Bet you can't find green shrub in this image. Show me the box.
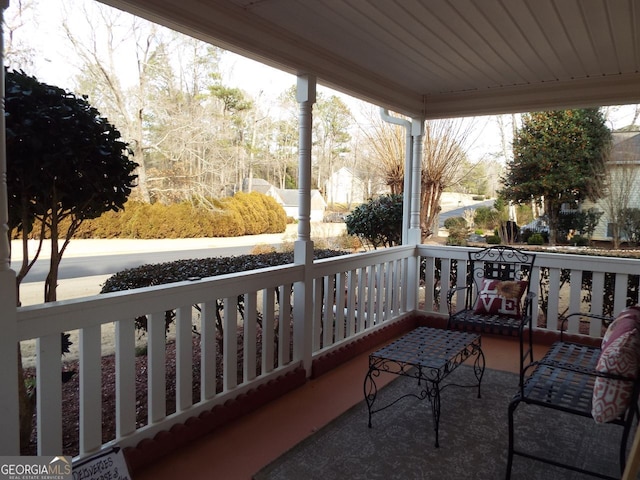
[472,195,485,201]
[446,234,467,246]
[345,194,402,249]
[64,192,288,239]
[527,233,545,245]
[473,206,501,230]
[486,235,501,244]
[101,249,348,334]
[570,235,589,246]
[443,216,467,229]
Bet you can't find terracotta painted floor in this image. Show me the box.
[133,335,547,480]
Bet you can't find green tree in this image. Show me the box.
[6,69,137,450]
[6,70,138,302]
[500,109,611,245]
[345,194,403,249]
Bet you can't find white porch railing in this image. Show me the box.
[11,244,640,460]
[418,245,640,336]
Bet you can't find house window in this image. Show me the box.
[607,223,615,238]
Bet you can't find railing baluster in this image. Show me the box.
[200,300,217,401]
[376,262,385,323]
[335,272,345,341]
[278,284,292,365]
[148,312,166,424]
[176,305,193,411]
[356,266,366,332]
[245,292,257,382]
[79,324,102,454]
[614,273,629,314]
[262,288,275,374]
[440,258,451,315]
[367,264,376,328]
[546,268,561,330]
[223,297,237,390]
[37,333,62,455]
[590,272,606,337]
[346,271,356,337]
[312,278,323,350]
[322,275,334,346]
[115,319,136,437]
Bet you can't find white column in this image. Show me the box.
[404,118,424,311]
[293,75,316,375]
[0,0,22,455]
[379,109,412,245]
[408,118,424,244]
[295,75,316,241]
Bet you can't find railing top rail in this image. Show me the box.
[417,244,640,274]
[16,263,303,341]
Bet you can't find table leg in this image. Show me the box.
[474,347,486,398]
[363,364,379,428]
[430,381,441,448]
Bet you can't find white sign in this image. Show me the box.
[72,446,131,480]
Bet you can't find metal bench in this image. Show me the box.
[506,309,640,479]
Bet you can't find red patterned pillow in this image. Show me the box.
[592,327,640,423]
[601,306,640,350]
[472,279,528,318]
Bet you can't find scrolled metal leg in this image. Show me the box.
[474,348,486,398]
[431,383,441,448]
[363,366,379,428]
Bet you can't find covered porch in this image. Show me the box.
[1,1,640,479]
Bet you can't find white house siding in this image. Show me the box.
[324,167,368,205]
[585,132,640,241]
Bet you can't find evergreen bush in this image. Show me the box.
[527,233,545,245]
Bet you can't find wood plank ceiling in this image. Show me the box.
[99,0,640,119]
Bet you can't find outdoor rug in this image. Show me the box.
[253,366,630,480]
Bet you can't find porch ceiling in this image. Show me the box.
[99,0,640,119]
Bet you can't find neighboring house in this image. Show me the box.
[244,178,327,222]
[582,131,640,241]
[324,167,388,206]
[242,178,279,198]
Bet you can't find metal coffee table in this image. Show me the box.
[363,326,485,447]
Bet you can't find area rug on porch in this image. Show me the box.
[253,366,626,480]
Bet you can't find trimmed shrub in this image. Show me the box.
[443,216,467,229]
[570,235,589,246]
[43,192,288,240]
[527,233,545,245]
[486,235,501,244]
[101,249,348,334]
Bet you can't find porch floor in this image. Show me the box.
[133,334,548,480]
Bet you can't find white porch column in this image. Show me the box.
[379,109,412,245]
[0,0,22,455]
[293,74,316,375]
[405,118,424,311]
[408,118,424,244]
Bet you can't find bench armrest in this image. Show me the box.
[559,312,612,342]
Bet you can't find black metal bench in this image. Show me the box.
[506,308,640,479]
[447,245,536,373]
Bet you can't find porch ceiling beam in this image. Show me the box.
[423,73,640,119]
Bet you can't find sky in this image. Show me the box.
[5,0,638,165]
